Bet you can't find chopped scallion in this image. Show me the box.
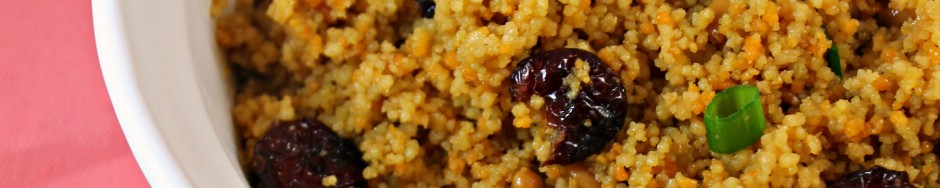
[824,28,843,78]
[704,85,766,154]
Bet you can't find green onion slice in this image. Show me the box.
[824,28,843,78]
[704,85,766,154]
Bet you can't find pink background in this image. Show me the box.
[0,0,149,187]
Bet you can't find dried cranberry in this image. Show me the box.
[510,48,627,165]
[252,118,367,188]
[828,166,915,188]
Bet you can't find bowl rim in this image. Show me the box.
[91,0,192,187]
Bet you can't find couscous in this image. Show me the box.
[213,0,940,186]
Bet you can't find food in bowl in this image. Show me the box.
[213,0,940,186]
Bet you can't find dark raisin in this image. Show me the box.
[417,0,436,18]
[828,166,915,188]
[252,118,367,188]
[510,48,627,165]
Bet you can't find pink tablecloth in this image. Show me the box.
[0,0,149,187]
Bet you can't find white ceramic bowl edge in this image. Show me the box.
[91,0,248,187]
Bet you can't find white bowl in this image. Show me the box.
[91,0,248,187]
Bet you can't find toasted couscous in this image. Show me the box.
[214,0,940,186]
